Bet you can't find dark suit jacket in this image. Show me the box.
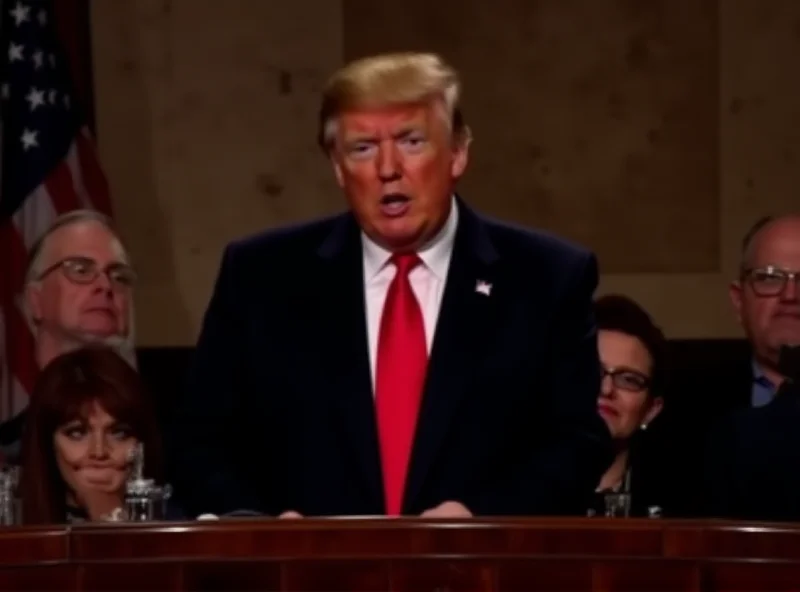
[170,200,612,517]
[642,349,754,517]
[703,380,800,521]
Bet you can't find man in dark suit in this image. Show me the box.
[646,214,800,517]
[171,51,612,518]
[703,346,800,521]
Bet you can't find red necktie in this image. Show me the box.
[375,253,428,515]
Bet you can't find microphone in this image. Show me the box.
[778,344,800,384]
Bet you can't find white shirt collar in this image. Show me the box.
[362,196,458,281]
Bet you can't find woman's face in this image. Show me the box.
[53,400,136,501]
[597,330,663,441]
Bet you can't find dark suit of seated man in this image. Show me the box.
[646,214,800,517]
[171,51,612,519]
[703,375,800,521]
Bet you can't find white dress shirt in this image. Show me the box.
[362,198,459,393]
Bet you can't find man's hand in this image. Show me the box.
[420,501,472,518]
[278,510,303,519]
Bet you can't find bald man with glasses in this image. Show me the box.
[701,215,800,520]
[647,214,800,518]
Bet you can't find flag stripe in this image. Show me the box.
[76,129,111,214]
[0,222,37,418]
[12,185,56,250]
[64,139,91,207]
[44,157,83,214]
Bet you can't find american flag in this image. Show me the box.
[0,0,112,422]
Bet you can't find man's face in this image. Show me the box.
[330,101,469,252]
[26,221,132,343]
[730,217,800,367]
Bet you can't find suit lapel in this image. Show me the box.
[316,215,384,510]
[404,203,501,508]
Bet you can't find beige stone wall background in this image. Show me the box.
[90,0,800,346]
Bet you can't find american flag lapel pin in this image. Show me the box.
[475,279,492,296]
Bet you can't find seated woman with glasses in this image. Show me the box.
[588,294,666,517]
[19,347,169,523]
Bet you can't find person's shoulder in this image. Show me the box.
[229,213,347,255]
[711,389,792,445]
[474,210,595,273]
[762,384,800,425]
[222,213,349,267]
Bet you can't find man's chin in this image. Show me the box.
[71,328,124,345]
[770,329,800,350]
[373,224,428,252]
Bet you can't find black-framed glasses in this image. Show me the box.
[743,266,800,297]
[36,256,137,289]
[601,366,651,393]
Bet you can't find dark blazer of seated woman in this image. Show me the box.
[586,435,663,517]
[18,347,181,523]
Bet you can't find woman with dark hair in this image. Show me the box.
[589,294,666,517]
[19,347,165,523]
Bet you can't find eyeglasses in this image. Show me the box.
[37,256,137,289]
[744,266,800,297]
[601,366,651,393]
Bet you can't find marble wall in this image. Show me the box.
[90,0,800,345]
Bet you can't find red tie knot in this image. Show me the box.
[391,253,422,277]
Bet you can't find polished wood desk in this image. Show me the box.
[1,518,799,591]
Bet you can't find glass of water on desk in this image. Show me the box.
[603,492,631,518]
[0,466,22,525]
[124,443,172,521]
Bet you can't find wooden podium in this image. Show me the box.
[1,518,799,591]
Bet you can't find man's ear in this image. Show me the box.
[24,283,43,325]
[450,128,472,179]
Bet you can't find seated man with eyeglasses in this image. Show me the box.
[648,214,800,517]
[0,210,137,460]
[589,294,666,517]
[698,215,800,520]
[729,214,800,406]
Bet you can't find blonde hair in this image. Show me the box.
[317,51,471,151]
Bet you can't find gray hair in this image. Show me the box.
[23,210,137,367]
[25,210,126,283]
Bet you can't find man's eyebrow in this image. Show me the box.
[393,127,423,138]
[342,132,377,141]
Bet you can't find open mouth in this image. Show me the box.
[379,193,411,217]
